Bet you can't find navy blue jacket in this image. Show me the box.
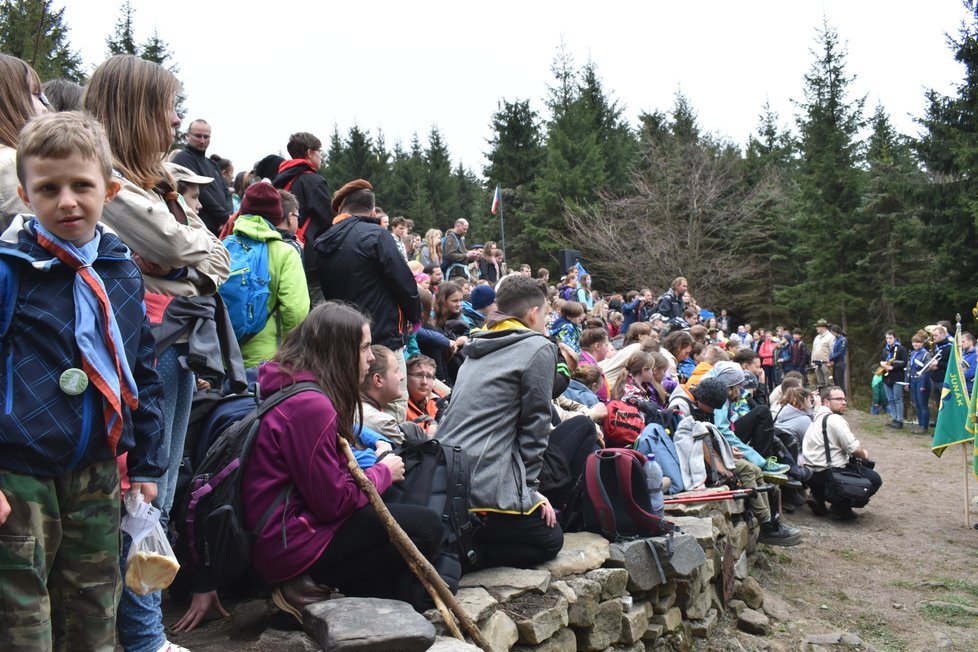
[0,219,166,479]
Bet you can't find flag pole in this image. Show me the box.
[498,192,506,265]
[957,312,971,528]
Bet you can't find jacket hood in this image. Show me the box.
[314,215,378,256]
[258,361,319,397]
[463,327,548,360]
[273,159,317,186]
[232,214,284,243]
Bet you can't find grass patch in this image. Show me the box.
[852,614,908,652]
[897,576,978,627]
[920,601,978,628]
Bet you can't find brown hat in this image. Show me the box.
[331,178,373,214]
[240,181,283,222]
[813,318,829,328]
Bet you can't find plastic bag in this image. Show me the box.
[121,491,180,595]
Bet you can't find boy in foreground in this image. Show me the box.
[0,111,165,650]
[437,275,563,569]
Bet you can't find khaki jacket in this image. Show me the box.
[0,146,29,231]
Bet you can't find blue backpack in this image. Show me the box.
[633,423,684,494]
[219,234,271,341]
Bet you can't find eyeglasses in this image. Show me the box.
[407,372,436,381]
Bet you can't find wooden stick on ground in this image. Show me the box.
[337,437,490,651]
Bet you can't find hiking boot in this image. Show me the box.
[829,504,859,521]
[807,496,829,517]
[758,517,802,547]
[271,574,334,624]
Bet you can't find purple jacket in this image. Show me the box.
[242,362,392,583]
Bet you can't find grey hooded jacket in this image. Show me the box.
[436,325,557,514]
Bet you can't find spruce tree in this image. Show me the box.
[425,127,456,231]
[0,0,84,82]
[106,0,137,55]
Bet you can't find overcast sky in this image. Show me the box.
[62,0,972,180]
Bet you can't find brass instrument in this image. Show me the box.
[875,348,897,377]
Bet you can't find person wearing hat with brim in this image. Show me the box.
[225,181,310,368]
[811,318,835,388]
[313,179,421,422]
[166,162,213,216]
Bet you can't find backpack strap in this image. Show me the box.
[586,453,617,539]
[821,414,833,469]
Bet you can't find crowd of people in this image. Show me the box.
[0,52,886,652]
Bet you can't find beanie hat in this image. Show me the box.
[239,181,283,223]
[331,178,373,213]
[712,361,745,388]
[470,285,496,311]
[254,154,285,181]
[693,377,728,410]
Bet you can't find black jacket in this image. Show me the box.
[655,288,685,319]
[314,215,421,351]
[171,146,231,234]
[273,160,334,271]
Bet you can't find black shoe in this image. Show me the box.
[788,465,813,483]
[829,504,858,521]
[886,421,904,429]
[758,517,802,546]
[807,497,829,517]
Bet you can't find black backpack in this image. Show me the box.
[179,381,322,586]
[382,438,480,567]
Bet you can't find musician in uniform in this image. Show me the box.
[928,325,952,419]
[879,330,908,429]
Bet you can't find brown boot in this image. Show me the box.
[271,574,334,623]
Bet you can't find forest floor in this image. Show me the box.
[158,410,978,652]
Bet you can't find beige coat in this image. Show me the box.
[100,176,229,296]
[0,145,29,231]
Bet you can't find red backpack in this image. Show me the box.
[604,399,645,447]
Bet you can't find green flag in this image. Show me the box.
[932,330,974,457]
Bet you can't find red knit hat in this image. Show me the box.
[240,181,283,223]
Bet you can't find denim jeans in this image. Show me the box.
[116,532,165,652]
[909,377,931,428]
[883,382,903,422]
[156,343,195,528]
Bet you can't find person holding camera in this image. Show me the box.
[802,386,882,521]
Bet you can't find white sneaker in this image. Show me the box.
[156,641,191,652]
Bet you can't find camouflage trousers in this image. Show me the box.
[0,458,121,651]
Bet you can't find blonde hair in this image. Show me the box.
[0,54,41,148]
[83,55,181,190]
[17,112,114,185]
[612,349,654,399]
[424,228,442,263]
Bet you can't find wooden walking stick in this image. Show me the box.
[337,437,490,651]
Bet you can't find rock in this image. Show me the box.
[733,551,748,580]
[610,643,644,652]
[689,608,718,638]
[651,534,707,577]
[683,588,712,621]
[736,607,771,636]
[480,611,518,652]
[538,532,609,578]
[562,577,602,627]
[892,603,904,610]
[427,636,483,652]
[585,567,630,600]
[574,599,624,652]
[511,594,568,644]
[728,598,747,616]
[231,599,273,640]
[803,632,843,645]
[642,622,664,642]
[455,587,498,624]
[607,539,667,591]
[730,521,751,557]
[760,590,792,622]
[459,567,550,602]
[304,598,435,652]
[666,517,716,549]
[733,576,764,610]
[255,629,321,651]
[512,627,576,652]
[650,606,682,633]
[935,632,953,649]
[619,606,649,644]
[653,590,676,614]
[840,633,863,646]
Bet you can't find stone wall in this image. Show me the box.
[425,489,760,652]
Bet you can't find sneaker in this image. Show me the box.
[762,471,789,485]
[764,461,791,475]
[870,404,881,415]
[758,517,802,546]
[886,421,904,429]
[156,642,191,652]
[271,574,334,624]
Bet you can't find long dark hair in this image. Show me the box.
[435,281,461,330]
[272,302,369,445]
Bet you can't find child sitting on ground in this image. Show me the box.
[0,111,166,649]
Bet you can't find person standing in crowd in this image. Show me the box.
[273,132,335,304]
[171,119,232,235]
[803,386,883,520]
[907,334,932,435]
[0,54,46,229]
[758,331,777,392]
[478,241,500,284]
[879,329,907,429]
[828,324,848,393]
[419,228,442,269]
[928,324,952,419]
[442,218,478,281]
[962,331,977,395]
[389,215,410,260]
[314,179,420,422]
[811,319,835,388]
[85,53,230,652]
